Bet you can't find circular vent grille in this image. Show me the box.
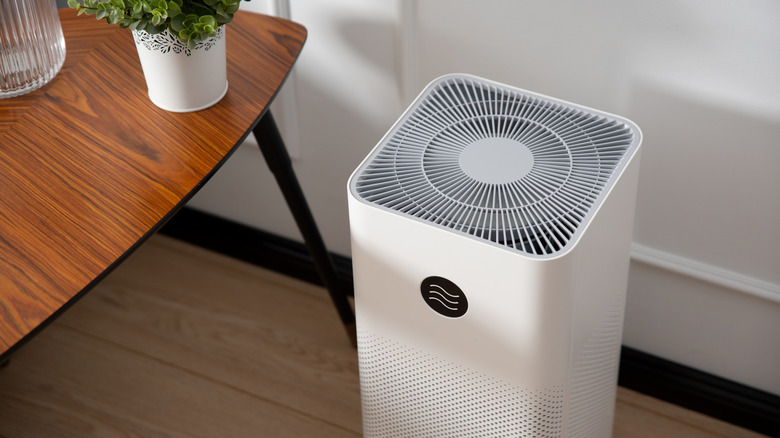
[353,75,638,256]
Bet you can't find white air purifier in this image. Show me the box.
[347,74,642,437]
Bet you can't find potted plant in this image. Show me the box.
[68,0,247,112]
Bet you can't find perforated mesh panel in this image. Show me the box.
[358,329,565,437]
[352,75,638,256]
[568,296,625,437]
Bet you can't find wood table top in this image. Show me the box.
[0,9,306,358]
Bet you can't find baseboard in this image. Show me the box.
[618,347,779,436]
[159,206,354,291]
[159,206,780,436]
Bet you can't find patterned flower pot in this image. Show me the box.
[132,28,227,112]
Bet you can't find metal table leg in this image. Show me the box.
[253,111,357,347]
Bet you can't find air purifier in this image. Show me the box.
[347,74,642,437]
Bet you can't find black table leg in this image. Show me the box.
[253,111,357,347]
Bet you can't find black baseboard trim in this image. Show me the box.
[619,347,779,436]
[160,206,780,436]
[159,207,355,292]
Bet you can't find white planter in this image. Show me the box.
[132,28,228,112]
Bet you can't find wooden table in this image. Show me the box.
[0,10,355,361]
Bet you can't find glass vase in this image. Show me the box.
[0,0,66,98]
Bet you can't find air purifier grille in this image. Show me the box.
[568,297,626,436]
[352,74,639,256]
[358,330,565,437]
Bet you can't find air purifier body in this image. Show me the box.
[348,74,642,437]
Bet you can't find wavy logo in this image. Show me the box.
[420,276,468,318]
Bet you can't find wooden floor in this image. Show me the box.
[0,235,766,437]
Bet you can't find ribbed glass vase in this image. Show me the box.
[0,0,66,98]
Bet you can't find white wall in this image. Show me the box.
[188,0,780,395]
[190,0,401,257]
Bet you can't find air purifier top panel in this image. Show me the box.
[349,74,641,258]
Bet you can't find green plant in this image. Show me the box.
[67,0,246,49]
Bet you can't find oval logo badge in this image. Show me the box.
[421,276,468,318]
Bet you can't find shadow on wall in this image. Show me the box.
[261,6,406,256]
[629,72,780,281]
[289,13,404,184]
[336,17,398,89]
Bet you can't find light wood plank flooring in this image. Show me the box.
[0,235,766,437]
